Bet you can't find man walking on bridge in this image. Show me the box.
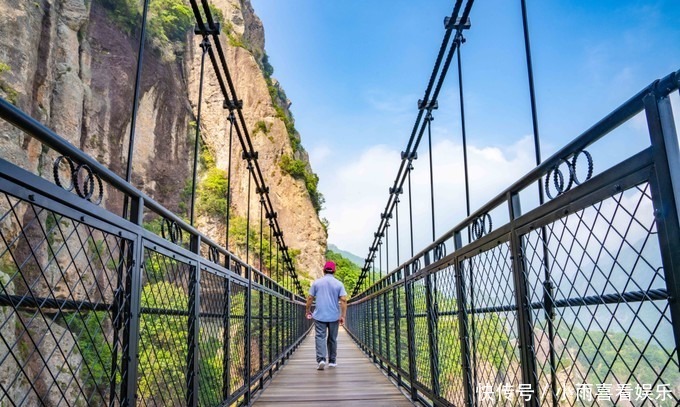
[306,260,348,370]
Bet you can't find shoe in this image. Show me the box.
[328,362,337,368]
[317,361,325,370]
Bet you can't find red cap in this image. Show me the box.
[323,261,336,273]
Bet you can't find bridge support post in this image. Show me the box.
[393,268,403,387]
[404,263,418,401]
[245,265,253,404]
[509,193,539,407]
[186,235,201,407]
[424,253,441,397]
[119,196,144,406]
[454,232,473,407]
[644,87,680,357]
[222,277,232,401]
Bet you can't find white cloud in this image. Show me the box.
[319,135,537,263]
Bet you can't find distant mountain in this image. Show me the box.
[327,244,364,268]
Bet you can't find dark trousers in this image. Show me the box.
[314,320,339,363]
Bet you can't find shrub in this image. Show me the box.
[147,0,194,44]
[197,167,229,218]
[253,120,269,136]
[279,155,324,213]
[279,154,306,178]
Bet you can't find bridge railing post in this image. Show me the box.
[424,252,441,397]
[244,265,252,404]
[404,262,418,401]
[643,86,680,356]
[393,268,403,387]
[222,276,232,400]
[186,235,201,407]
[119,196,144,406]
[454,231,473,407]
[509,192,539,407]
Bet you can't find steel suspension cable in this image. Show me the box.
[386,221,390,274]
[426,112,436,241]
[225,111,235,251]
[520,0,557,402]
[408,165,415,258]
[395,197,401,265]
[190,37,210,226]
[189,0,304,296]
[259,196,264,271]
[246,162,252,265]
[269,220,273,278]
[122,0,150,220]
[352,1,476,296]
[456,36,471,222]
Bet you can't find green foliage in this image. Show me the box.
[64,311,114,405]
[261,53,274,79]
[0,83,18,105]
[0,63,10,74]
[101,0,224,55]
[557,324,680,386]
[279,155,324,213]
[178,178,193,218]
[326,250,362,295]
[321,217,329,237]
[229,215,278,275]
[197,167,229,218]
[138,281,189,402]
[279,154,306,178]
[228,33,246,48]
[253,120,270,136]
[147,0,193,44]
[100,0,139,33]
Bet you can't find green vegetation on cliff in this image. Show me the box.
[100,0,223,53]
[279,154,324,213]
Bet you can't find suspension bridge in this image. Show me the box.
[0,0,679,405]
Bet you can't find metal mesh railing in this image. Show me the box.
[346,71,680,406]
[0,192,128,406]
[0,152,311,406]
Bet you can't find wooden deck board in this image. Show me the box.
[252,327,413,406]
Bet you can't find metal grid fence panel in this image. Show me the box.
[197,269,226,407]
[228,281,248,398]
[397,284,409,376]
[434,265,465,406]
[0,192,128,406]
[411,277,432,390]
[137,247,191,406]
[463,242,522,406]
[523,181,679,406]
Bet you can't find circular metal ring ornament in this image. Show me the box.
[545,150,594,199]
[73,164,95,200]
[53,156,75,191]
[471,212,492,240]
[208,246,220,264]
[161,218,183,244]
[433,242,446,262]
[412,259,421,274]
[72,164,104,205]
[571,150,593,186]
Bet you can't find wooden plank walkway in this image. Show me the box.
[253,327,414,406]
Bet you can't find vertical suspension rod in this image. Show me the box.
[189,37,210,226]
[122,0,151,220]
[225,111,235,252]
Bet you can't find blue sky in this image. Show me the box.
[252,0,680,259]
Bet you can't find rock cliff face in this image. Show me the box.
[0,0,326,279]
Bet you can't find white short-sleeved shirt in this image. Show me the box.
[309,274,347,322]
